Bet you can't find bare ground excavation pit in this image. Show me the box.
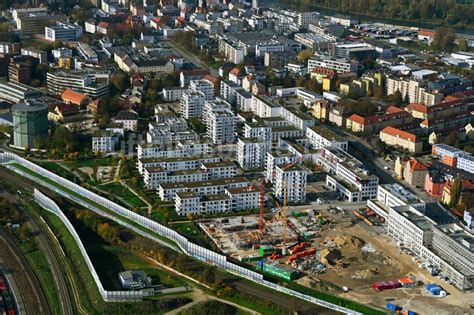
[296,224,474,315]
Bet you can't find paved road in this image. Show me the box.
[0,228,51,315]
[165,40,219,77]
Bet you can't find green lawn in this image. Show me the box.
[171,222,214,250]
[100,182,147,208]
[65,157,118,169]
[36,161,80,182]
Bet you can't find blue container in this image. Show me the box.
[408,311,416,315]
[386,303,397,311]
[430,288,441,295]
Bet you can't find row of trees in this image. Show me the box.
[288,0,474,28]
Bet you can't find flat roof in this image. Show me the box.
[159,176,249,190]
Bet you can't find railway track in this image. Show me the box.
[26,212,74,315]
[0,167,74,315]
[0,229,51,315]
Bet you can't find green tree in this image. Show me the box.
[111,71,130,94]
[449,176,462,208]
[432,27,456,52]
[458,39,469,52]
[52,126,73,150]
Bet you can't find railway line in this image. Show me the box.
[0,167,74,315]
[0,229,50,315]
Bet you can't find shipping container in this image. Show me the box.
[259,246,277,257]
[373,280,401,291]
[398,277,416,288]
[262,262,299,281]
[386,303,398,311]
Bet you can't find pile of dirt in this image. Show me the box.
[351,268,378,279]
[320,248,342,266]
[334,235,365,249]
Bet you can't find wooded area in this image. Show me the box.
[288,0,474,28]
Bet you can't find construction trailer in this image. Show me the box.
[258,261,299,281]
[373,280,401,291]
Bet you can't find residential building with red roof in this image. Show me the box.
[380,126,423,154]
[403,158,428,187]
[61,89,91,107]
[405,98,467,120]
[346,106,413,134]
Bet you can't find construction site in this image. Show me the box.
[199,203,474,314]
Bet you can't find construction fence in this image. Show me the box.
[2,152,361,314]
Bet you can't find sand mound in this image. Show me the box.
[334,235,365,249]
[351,268,378,279]
[320,248,342,266]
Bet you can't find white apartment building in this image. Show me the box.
[235,89,253,112]
[255,42,285,58]
[218,39,244,64]
[220,80,243,105]
[225,186,260,211]
[274,164,308,203]
[297,12,320,28]
[77,42,98,62]
[175,192,201,216]
[202,98,231,127]
[294,33,335,51]
[20,47,47,64]
[52,47,73,60]
[367,183,425,220]
[201,161,237,179]
[175,193,232,216]
[162,87,187,102]
[281,107,315,131]
[266,151,299,183]
[159,177,249,201]
[143,168,210,189]
[432,143,474,174]
[306,125,348,151]
[207,109,235,145]
[386,77,443,106]
[189,80,214,101]
[138,155,221,174]
[137,140,212,159]
[46,71,110,98]
[92,131,117,153]
[45,22,83,41]
[113,110,138,131]
[271,126,304,142]
[320,146,379,202]
[237,137,269,171]
[243,122,272,143]
[387,205,434,259]
[180,91,205,119]
[0,81,42,104]
[146,128,198,146]
[307,56,359,73]
[251,95,283,118]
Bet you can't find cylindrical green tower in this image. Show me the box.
[12,101,49,149]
